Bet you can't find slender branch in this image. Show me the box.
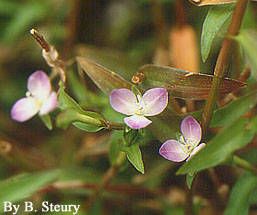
[40,180,162,197]
[86,152,126,209]
[30,28,66,82]
[233,155,257,174]
[201,0,248,135]
[105,121,124,130]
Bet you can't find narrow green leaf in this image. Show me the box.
[122,144,145,174]
[0,169,60,212]
[235,30,257,78]
[211,90,257,127]
[135,65,245,100]
[76,57,132,95]
[201,4,234,62]
[39,114,53,130]
[56,109,105,132]
[224,173,257,215]
[177,118,256,175]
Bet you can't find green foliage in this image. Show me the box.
[39,114,53,130]
[224,173,257,215]
[211,90,257,127]
[108,132,123,165]
[58,82,83,112]
[0,170,60,212]
[186,173,196,189]
[122,144,145,174]
[57,82,106,132]
[56,109,105,132]
[177,117,257,175]
[123,127,143,147]
[235,30,257,78]
[201,4,234,62]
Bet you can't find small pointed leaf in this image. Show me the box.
[39,114,53,130]
[122,144,145,174]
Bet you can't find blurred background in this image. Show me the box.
[0,0,256,214]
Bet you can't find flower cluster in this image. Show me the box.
[11,71,57,122]
[11,72,204,162]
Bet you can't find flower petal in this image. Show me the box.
[39,92,58,115]
[159,140,189,162]
[124,115,152,129]
[11,97,39,122]
[110,89,138,115]
[186,143,206,161]
[27,71,51,100]
[142,88,168,116]
[181,116,201,147]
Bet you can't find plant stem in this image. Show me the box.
[86,152,126,209]
[201,0,248,135]
[106,121,124,130]
[233,155,257,174]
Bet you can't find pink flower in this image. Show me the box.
[159,116,205,162]
[11,71,58,122]
[110,88,168,129]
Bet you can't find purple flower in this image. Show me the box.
[110,88,168,129]
[159,116,205,162]
[11,71,58,122]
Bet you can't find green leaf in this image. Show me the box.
[211,90,257,127]
[76,57,132,95]
[108,132,123,165]
[177,118,256,175]
[135,65,245,100]
[224,173,257,215]
[235,30,257,78]
[201,4,234,62]
[56,109,105,132]
[186,173,196,189]
[122,144,145,174]
[39,114,53,130]
[0,169,60,212]
[58,82,83,112]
